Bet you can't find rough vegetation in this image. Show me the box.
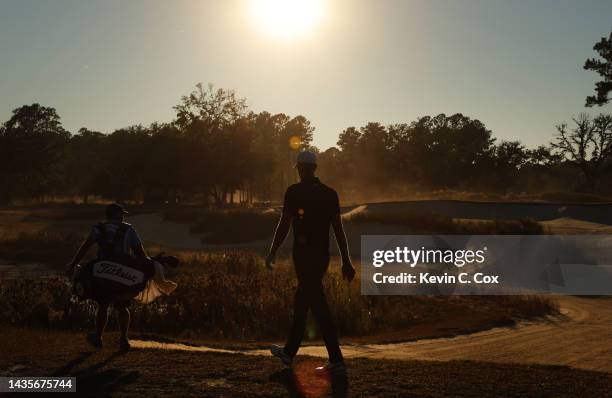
[0,249,558,342]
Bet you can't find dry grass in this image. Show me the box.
[0,209,556,343]
[0,230,83,267]
[0,249,558,342]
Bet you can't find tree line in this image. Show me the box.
[1,31,611,205]
[0,84,314,205]
[2,93,611,206]
[316,112,612,200]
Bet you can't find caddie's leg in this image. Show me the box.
[117,304,130,342]
[96,303,109,338]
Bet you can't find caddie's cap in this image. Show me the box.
[105,203,128,219]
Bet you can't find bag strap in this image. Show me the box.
[112,223,129,254]
[96,222,114,257]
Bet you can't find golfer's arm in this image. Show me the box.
[269,212,291,255]
[69,236,94,270]
[331,215,351,263]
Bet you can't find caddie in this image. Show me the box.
[67,203,150,352]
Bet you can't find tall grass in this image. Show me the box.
[0,231,82,267]
[0,213,555,341]
[0,251,558,340]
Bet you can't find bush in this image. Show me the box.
[0,231,83,267]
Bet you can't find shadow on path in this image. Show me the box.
[53,351,139,396]
[270,367,348,398]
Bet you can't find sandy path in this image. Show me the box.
[128,213,270,250]
[132,296,612,373]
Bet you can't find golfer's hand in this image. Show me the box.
[265,252,275,270]
[342,259,355,282]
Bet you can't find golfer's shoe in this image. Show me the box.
[270,345,292,367]
[86,332,103,349]
[315,361,347,377]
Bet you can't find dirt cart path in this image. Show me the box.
[133,296,612,373]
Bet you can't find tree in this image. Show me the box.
[66,128,105,203]
[526,145,562,166]
[403,114,494,189]
[585,30,612,107]
[551,113,612,191]
[174,83,247,132]
[317,147,343,189]
[173,83,249,205]
[0,104,69,203]
[488,141,527,191]
[335,124,393,194]
[248,111,286,200]
[336,127,361,179]
[93,125,151,202]
[329,114,497,196]
[337,127,361,153]
[143,123,184,204]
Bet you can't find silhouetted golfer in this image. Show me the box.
[266,150,355,376]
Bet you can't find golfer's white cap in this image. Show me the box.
[296,150,317,165]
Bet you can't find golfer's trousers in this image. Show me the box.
[284,249,343,363]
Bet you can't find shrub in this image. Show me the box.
[0,231,83,267]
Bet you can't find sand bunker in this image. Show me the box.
[131,295,612,373]
[129,213,270,250]
[126,201,612,250]
[129,213,204,249]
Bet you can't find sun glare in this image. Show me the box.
[248,0,325,40]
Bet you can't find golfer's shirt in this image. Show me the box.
[283,177,340,253]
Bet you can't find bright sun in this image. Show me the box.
[248,0,325,40]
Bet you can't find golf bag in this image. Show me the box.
[73,222,155,302]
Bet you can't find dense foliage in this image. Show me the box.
[2,83,612,205]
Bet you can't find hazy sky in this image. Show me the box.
[1,0,611,150]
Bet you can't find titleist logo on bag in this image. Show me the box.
[93,261,144,286]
